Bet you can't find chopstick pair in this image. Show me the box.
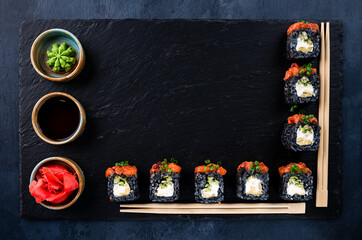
[316,22,330,207]
[119,203,306,214]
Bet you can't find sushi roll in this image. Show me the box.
[279,162,313,201]
[286,21,320,60]
[283,63,319,105]
[236,161,269,200]
[149,158,181,202]
[194,160,227,203]
[105,161,139,202]
[282,114,321,151]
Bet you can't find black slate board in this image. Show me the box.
[19,20,342,220]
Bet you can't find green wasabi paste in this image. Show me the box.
[46,42,76,72]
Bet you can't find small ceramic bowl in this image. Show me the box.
[32,92,86,145]
[30,28,85,82]
[29,156,85,210]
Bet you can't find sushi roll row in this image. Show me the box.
[105,160,313,203]
[237,161,314,201]
[284,21,321,106]
[282,113,321,151]
[282,21,321,152]
[284,21,320,105]
[105,159,182,203]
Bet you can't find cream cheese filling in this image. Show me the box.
[245,176,263,196]
[296,125,314,146]
[296,77,314,98]
[201,177,220,199]
[156,176,174,197]
[296,31,314,53]
[287,176,306,196]
[113,176,131,197]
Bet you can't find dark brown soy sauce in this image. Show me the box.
[38,96,80,141]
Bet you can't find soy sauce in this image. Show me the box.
[38,96,80,140]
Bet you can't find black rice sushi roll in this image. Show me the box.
[236,161,269,200]
[149,158,181,202]
[194,160,227,203]
[279,163,313,201]
[286,21,320,60]
[283,63,319,105]
[282,114,321,151]
[105,161,139,202]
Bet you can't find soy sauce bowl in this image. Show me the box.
[30,156,85,210]
[30,28,85,82]
[32,92,86,145]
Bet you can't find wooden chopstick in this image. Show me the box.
[119,203,306,214]
[121,203,297,209]
[316,22,326,207]
[316,22,330,207]
[317,22,325,177]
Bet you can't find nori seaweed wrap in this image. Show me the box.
[286,21,320,60]
[283,63,320,105]
[194,161,227,203]
[149,158,181,202]
[279,163,313,201]
[236,161,269,200]
[105,162,139,202]
[282,114,321,151]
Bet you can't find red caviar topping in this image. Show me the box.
[283,63,317,81]
[194,163,227,176]
[278,162,311,176]
[105,165,137,178]
[150,161,181,174]
[287,22,319,36]
[288,114,318,124]
[237,161,269,173]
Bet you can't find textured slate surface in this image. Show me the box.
[19,19,342,220]
[1,0,362,239]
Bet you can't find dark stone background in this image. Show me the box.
[0,0,361,239]
[18,19,342,220]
